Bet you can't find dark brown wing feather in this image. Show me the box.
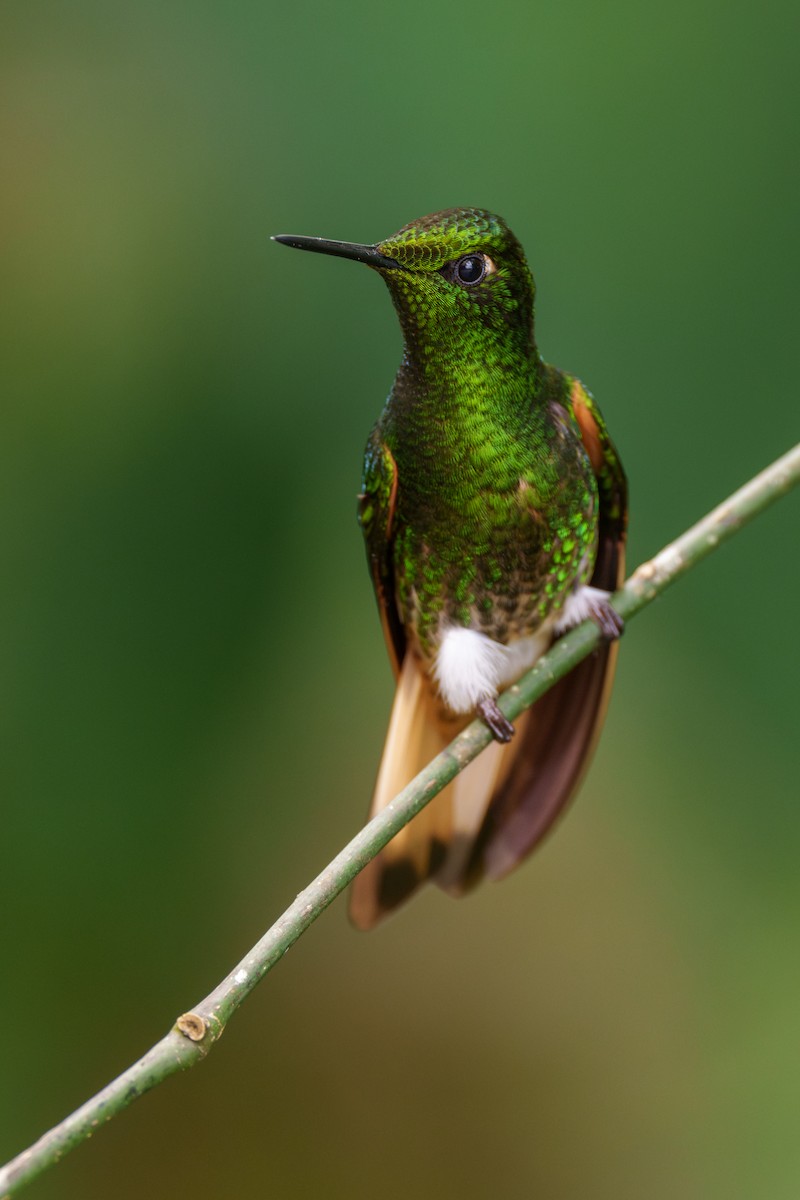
[359,437,405,676]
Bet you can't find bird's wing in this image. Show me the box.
[358,432,405,676]
[458,377,628,885]
[350,432,469,930]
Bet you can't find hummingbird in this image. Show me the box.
[274,208,627,930]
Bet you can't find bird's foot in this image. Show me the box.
[593,598,624,640]
[477,697,515,743]
[555,585,624,641]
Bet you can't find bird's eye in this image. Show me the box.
[455,254,486,285]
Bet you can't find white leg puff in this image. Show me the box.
[432,625,551,715]
[433,627,507,714]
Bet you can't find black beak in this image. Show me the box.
[272,234,401,270]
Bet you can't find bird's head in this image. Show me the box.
[274,208,537,366]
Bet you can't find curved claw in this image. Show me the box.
[556,584,624,642]
[477,698,515,743]
[592,598,624,641]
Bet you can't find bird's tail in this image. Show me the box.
[349,652,517,930]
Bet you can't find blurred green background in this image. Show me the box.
[2,0,798,1196]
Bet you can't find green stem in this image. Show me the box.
[1,443,798,1198]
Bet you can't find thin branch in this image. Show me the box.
[1,443,798,1199]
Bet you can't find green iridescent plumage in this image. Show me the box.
[274,208,627,928]
[362,211,600,663]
